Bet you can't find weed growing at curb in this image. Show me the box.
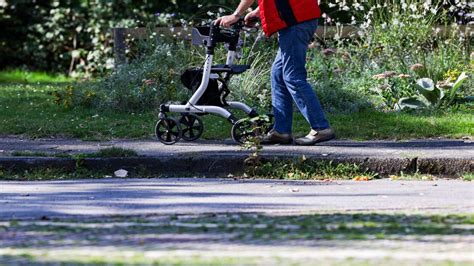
[1,147,140,181]
[10,147,138,159]
[240,115,272,177]
[87,147,138,158]
[389,171,438,181]
[462,172,474,181]
[11,151,52,157]
[250,158,378,180]
[11,151,71,158]
[0,167,108,181]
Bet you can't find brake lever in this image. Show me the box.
[242,17,260,32]
[242,26,259,33]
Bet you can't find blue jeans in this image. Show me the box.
[271,19,330,134]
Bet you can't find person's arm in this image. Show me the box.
[215,0,256,27]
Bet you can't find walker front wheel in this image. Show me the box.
[155,117,182,145]
[231,119,255,144]
[180,114,204,141]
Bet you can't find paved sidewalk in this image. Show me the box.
[0,137,473,158]
[0,137,473,176]
[1,178,473,219]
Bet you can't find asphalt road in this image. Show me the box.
[1,178,473,219]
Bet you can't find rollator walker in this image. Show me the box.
[156,19,271,145]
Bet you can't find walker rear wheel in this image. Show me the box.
[180,114,204,141]
[155,117,182,145]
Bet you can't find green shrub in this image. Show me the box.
[310,0,472,111]
[51,1,472,114]
[85,42,194,111]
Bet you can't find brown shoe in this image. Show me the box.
[295,128,335,146]
[261,129,293,145]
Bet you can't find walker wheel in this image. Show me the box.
[231,118,256,144]
[180,114,204,141]
[155,117,182,145]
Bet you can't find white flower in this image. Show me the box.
[393,18,400,26]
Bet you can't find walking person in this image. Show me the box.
[216,0,335,145]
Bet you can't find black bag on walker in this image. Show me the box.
[181,69,226,107]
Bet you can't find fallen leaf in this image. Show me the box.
[389,175,399,180]
[353,176,370,181]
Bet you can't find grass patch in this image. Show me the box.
[251,159,377,180]
[0,83,472,140]
[0,167,108,181]
[1,213,473,265]
[9,214,474,236]
[0,252,260,266]
[10,148,138,158]
[1,148,139,181]
[388,172,438,181]
[1,251,470,266]
[11,151,51,157]
[462,172,474,181]
[0,69,71,83]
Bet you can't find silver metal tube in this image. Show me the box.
[226,51,235,65]
[187,55,213,106]
[227,101,253,114]
[169,104,232,119]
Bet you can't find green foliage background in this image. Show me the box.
[0,0,240,76]
[2,0,469,76]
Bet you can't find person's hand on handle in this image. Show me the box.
[215,0,257,27]
[215,14,241,28]
[244,8,260,26]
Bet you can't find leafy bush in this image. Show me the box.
[74,42,195,111]
[309,0,473,111]
[2,0,471,77]
[398,72,470,110]
[0,1,239,76]
[51,0,472,114]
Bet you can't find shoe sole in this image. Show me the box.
[295,134,335,146]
